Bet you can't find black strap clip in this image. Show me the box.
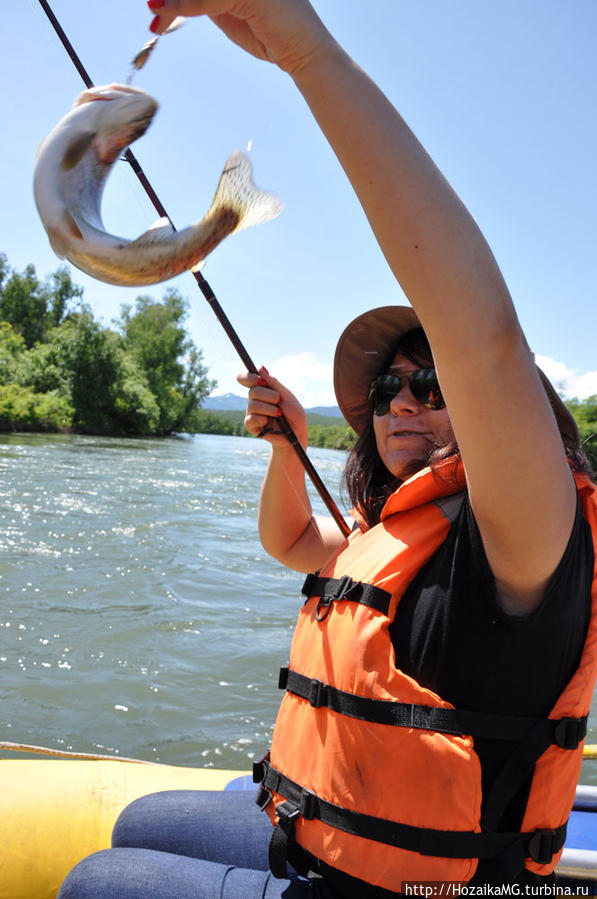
[277,800,301,827]
[553,716,587,750]
[253,751,274,812]
[527,828,559,866]
[315,595,333,621]
[301,572,319,598]
[252,750,270,784]
[278,667,289,690]
[255,784,272,811]
[298,788,316,820]
[308,678,327,709]
[315,575,355,621]
[332,575,356,600]
[268,801,300,878]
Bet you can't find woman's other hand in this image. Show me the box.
[146,0,335,77]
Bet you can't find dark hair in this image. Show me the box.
[342,328,594,530]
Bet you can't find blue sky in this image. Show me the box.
[3,1,596,406]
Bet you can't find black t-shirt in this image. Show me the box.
[292,492,593,896]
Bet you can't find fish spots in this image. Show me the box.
[61,132,95,170]
[63,211,84,241]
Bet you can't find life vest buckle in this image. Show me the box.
[553,716,587,750]
[252,750,270,784]
[255,784,273,811]
[334,575,356,600]
[299,788,316,820]
[308,678,327,708]
[301,572,319,599]
[315,576,355,621]
[278,666,289,690]
[315,595,333,621]
[276,800,301,826]
[527,828,558,866]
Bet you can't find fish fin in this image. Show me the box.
[61,132,95,171]
[207,151,283,234]
[47,210,84,258]
[131,216,175,245]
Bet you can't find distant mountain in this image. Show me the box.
[202,393,247,411]
[203,394,343,417]
[306,406,343,418]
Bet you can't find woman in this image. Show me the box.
[58,0,597,896]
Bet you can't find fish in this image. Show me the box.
[33,84,283,287]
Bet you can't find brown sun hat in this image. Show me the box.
[333,305,580,446]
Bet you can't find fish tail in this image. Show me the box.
[207,151,283,234]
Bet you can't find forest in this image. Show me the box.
[0,254,215,436]
[0,253,594,467]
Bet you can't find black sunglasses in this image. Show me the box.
[368,369,446,415]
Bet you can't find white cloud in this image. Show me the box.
[208,351,336,408]
[269,352,336,408]
[535,355,597,400]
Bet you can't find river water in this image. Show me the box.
[1,432,595,785]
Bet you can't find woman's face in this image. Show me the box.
[372,353,454,479]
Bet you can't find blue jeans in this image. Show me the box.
[57,790,338,899]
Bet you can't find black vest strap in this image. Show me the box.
[253,756,567,880]
[301,573,391,620]
[279,667,588,746]
[481,715,587,832]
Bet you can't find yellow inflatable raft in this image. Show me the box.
[0,757,248,899]
[1,746,596,898]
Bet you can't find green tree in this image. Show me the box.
[46,267,84,329]
[54,312,160,436]
[0,384,72,432]
[0,253,9,292]
[0,322,27,385]
[566,396,597,472]
[0,258,82,348]
[118,290,215,434]
[0,264,48,348]
[0,255,216,436]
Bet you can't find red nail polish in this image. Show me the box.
[257,377,267,387]
[275,408,283,417]
[147,0,165,9]
[149,15,160,33]
[260,366,270,375]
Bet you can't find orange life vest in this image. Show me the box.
[254,461,597,890]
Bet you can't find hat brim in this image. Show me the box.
[334,305,579,446]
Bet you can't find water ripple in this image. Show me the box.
[0,433,348,768]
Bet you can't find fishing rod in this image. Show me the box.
[36,0,351,539]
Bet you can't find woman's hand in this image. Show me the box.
[146,0,335,77]
[237,367,308,449]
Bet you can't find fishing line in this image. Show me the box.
[0,740,157,764]
[35,0,350,538]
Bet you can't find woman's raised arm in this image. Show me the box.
[149,0,577,609]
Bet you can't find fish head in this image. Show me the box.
[72,84,159,165]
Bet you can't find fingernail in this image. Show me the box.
[147,0,165,9]
[260,366,269,375]
[257,377,267,387]
[149,15,160,33]
[275,408,283,417]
